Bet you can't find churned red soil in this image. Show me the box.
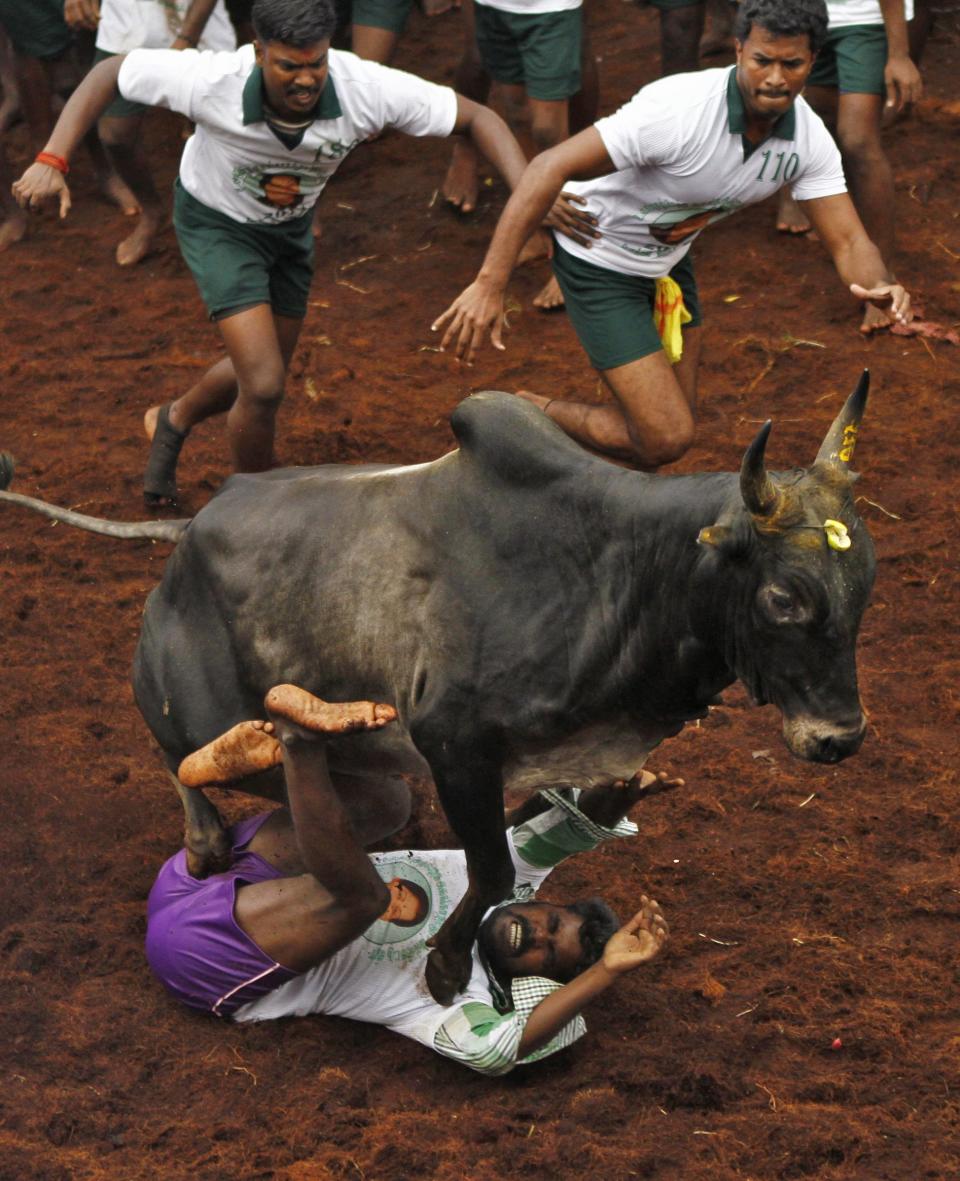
[1,5,959,1179]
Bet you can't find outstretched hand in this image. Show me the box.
[431,279,506,363]
[602,896,669,976]
[12,163,72,219]
[850,282,911,326]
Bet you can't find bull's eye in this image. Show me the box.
[757,584,812,625]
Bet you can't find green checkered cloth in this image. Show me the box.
[432,787,637,1075]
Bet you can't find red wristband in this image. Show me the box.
[35,151,69,175]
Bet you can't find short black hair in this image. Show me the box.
[734,0,828,55]
[388,878,430,928]
[252,0,337,46]
[566,898,620,977]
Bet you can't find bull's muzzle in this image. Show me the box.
[782,714,868,764]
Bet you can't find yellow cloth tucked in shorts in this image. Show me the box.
[654,276,692,364]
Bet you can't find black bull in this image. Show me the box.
[0,374,876,1003]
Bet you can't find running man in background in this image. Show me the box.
[14,0,530,508]
[148,683,675,1075]
[432,0,912,470]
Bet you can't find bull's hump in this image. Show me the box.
[451,393,605,487]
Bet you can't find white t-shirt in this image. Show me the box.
[97,0,236,54]
[474,0,581,14]
[825,0,913,29]
[233,789,638,1076]
[556,67,846,278]
[117,45,459,225]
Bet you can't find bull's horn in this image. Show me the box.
[740,420,780,517]
[815,370,869,467]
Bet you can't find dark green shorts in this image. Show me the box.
[174,181,315,321]
[807,24,888,95]
[351,0,413,34]
[94,48,149,119]
[0,0,71,60]
[474,6,581,101]
[552,244,702,371]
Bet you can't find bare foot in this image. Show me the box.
[116,210,166,267]
[178,719,281,788]
[860,301,891,335]
[0,209,28,252]
[99,172,139,216]
[442,139,479,214]
[264,684,397,739]
[517,227,552,267]
[533,274,565,311]
[776,190,814,236]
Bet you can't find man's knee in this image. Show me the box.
[530,113,565,155]
[626,414,696,468]
[239,366,287,411]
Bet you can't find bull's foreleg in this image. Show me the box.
[415,732,515,1005]
[169,773,234,878]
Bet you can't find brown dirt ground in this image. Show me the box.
[1,6,959,1180]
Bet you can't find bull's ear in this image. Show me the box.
[815,370,869,467]
[740,420,780,517]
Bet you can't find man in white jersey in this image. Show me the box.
[146,684,674,1076]
[13,0,529,507]
[775,0,921,333]
[432,0,913,471]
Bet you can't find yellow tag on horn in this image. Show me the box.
[654,276,693,364]
[824,519,851,550]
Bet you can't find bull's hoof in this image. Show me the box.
[184,828,234,879]
[425,946,472,1006]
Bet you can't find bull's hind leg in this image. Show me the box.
[169,772,234,878]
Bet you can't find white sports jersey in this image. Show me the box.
[825,0,913,28]
[556,67,846,278]
[234,789,637,1076]
[117,45,458,225]
[97,0,236,54]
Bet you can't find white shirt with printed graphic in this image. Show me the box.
[233,789,637,1076]
[556,67,846,278]
[97,0,236,54]
[117,44,458,225]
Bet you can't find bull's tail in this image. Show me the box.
[0,452,189,544]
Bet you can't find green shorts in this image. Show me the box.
[807,24,888,95]
[0,0,72,60]
[474,6,581,102]
[173,181,315,321]
[351,0,413,33]
[93,48,149,119]
[552,244,702,372]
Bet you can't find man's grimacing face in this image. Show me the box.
[735,25,815,121]
[255,38,331,120]
[479,902,586,982]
